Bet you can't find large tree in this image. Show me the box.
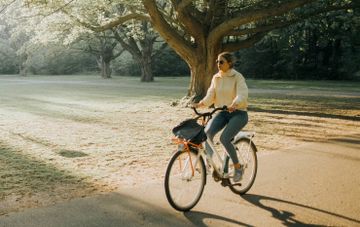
[76,32,124,78]
[142,0,358,100]
[25,0,163,81]
[112,20,168,82]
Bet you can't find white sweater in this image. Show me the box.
[201,69,248,111]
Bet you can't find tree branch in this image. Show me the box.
[210,0,316,42]
[173,2,205,47]
[177,0,193,12]
[228,2,359,37]
[65,12,149,33]
[112,29,141,58]
[112,48,125,59]
[143,0,195,62]
[151,41,168,58]
[0,0,16,14]
[223,32,266,52]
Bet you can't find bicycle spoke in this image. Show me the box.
[165,150,206,211]
[228,139,258,195]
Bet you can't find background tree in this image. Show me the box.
[0,19,18,73]
[238,8,360,80]
[26,0,163,81]
[1,1,358,85]
[112,20,169,82]
[76,32,125,78]
[2,0,37,76]
[142,0,359,100]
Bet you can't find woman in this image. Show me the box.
[193,52,248,182]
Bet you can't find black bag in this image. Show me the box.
[172,119,207,144]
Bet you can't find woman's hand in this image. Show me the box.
[228,104,236,112]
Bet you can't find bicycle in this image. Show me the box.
[164,106,258,212]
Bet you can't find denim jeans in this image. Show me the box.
[205,110,248,165]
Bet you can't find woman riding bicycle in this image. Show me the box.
[193,52,249,182]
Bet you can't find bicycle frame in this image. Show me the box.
[172,106,256,180]
[172,131,254,180]
[172,137,203,177]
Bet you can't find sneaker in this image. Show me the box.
[233,167,243,182]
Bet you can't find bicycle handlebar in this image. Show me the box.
[192,105,227,118]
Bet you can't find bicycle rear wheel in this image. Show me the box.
[164,149,206,211]
[227,138,257,195]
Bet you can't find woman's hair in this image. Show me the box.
[218,52,236,68]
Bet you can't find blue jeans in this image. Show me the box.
[205,110,248,165]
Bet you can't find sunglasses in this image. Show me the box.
[216,60,225,65]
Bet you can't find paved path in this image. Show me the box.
[1,135,359,227]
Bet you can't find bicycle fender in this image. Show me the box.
[233,133,258,152]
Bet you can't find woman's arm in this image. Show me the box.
[230,74,248,109]
[200,76,216,107]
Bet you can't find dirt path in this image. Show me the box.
[1,137,359,226]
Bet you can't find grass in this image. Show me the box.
[0,75,358,121]
[0,143,91,198]
[0,74,359,214]
[247,79,360,92]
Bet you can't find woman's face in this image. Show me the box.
[216,56,231,72]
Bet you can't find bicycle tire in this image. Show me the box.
[227,138,257,195]
[164,149,206,211]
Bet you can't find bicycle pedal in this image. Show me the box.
[212,171,221,182]
[221,180,230,187]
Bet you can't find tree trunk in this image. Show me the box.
[139,56,153,82]
[101,59,112,78]
[139,35,154,82]
[19,53,28,77]
[19,66,27,77]
[186,45,220,101]
[97,56,112,78]
[188,60,216,101]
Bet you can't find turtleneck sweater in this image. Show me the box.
[201,68,248,111]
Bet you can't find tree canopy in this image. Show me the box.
[0,0,359,97]
[143,0,359,99]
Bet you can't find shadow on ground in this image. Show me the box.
[241,194,360,226]
[1,192,230,227]
[249,107,360,121]
[183,211,251,227]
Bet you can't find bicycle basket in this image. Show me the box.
[172,119,207,144]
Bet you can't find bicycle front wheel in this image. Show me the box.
[164,149,206,211]
[228,138,257,195]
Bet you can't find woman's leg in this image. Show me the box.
[204,111,227,157]
[219,111,248,164]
